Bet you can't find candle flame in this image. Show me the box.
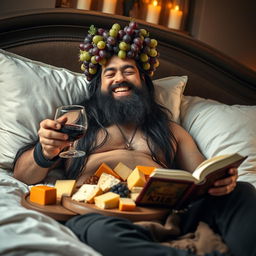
[175,5,180,11]
[153,1,158,7]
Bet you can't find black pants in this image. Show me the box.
[65,182,256,256]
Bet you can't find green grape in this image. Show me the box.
[149,48,158,57]
[118,50,126,59]
[91,56,98,64]
[97,40,106,49]
[140,53,149,62]
[154,60,160,68]
[109,29,118,38]
[79,51,91,62]
[112,23,121,31]
[150,39,158,48]
[140,29,147,37]
[143,62,150,70]
[119,42,129,51]
[81,63,86,71]
[92,35,103,44]
[89,67,97,75]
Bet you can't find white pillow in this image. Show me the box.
[154,76,188,123]
[180,96,256,186]
[0,49,187,171]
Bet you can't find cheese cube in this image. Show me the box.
[55,180,76,199]
[114,162,133,181]
[95,163,121,179]
[94,192,120,209]
[127,168,146,190]
[30,185,56,205]
[119,198,136,211]
[71,184,97,202]
[130,186,143,193]
[135,166,156,176]
[86,186,103,204]
[97,173,120,192]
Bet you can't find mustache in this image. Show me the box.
[109,81,136,92]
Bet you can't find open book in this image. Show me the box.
[135,153,247,209]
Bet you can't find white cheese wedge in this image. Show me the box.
[97,173,120,192]
[71,184,97,202]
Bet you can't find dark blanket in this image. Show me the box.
[135,213,229,255]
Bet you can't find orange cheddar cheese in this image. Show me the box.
[119,198,136,211]
[95,163,121,179]
[30,185,56,205]
[135,166,156,176]
[127,168,146,190]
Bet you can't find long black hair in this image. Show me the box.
[67,65,177,179]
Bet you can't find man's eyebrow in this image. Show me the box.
[103,65,136,74]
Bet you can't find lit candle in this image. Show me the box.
[76,0,92,10]
[102,0,117,14]
[146,1,161,24]
[168,5,183,30]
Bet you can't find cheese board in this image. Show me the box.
[62,196,169,222]
[21,193,77,221]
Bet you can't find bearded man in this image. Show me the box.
[13,22,256,256]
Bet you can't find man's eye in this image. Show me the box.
[105,73,114,77]
[124,70,134,75]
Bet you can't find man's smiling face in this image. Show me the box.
[100,56,142,99]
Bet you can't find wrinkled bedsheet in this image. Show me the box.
[0,169,101,256]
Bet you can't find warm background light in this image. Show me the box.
[146,1,161,24]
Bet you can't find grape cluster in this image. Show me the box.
[79,21,160,81]
[110,183,130,198]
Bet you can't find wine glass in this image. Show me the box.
[54,105,88,158]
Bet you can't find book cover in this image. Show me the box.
[135,153,247,209]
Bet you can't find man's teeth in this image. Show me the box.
[113,87,129,93]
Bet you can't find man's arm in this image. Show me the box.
[171,122,238,196]
[13,118,70,185]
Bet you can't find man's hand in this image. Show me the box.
[38,116,70,160]
[208,168,238,196]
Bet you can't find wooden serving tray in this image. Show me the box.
[21,193,77,221]
[62,196,169,222]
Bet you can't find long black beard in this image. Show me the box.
[95,81,152,126]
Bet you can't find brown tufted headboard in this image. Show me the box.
[0,8,255,105]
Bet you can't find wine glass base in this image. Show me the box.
[59,150,85,158]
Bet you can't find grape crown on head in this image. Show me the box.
[79,21,160,81]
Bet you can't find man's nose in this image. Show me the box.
[114,71,125,84]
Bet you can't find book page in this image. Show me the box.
[192,153,244,181]
[152,169,198,183]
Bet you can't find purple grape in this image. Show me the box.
[106,44,114,52]
[92,47,99,56]
[103,31,109,39]
[107,36,116,45]
[99,50,107,58]
[118,30,126,39]
[123,34,131,43]
[84,43,93,51]
[129,21,138,29]
[98,28,105,35]
[133,37,143,47]
[126,27,134,35]
[89,62,97,69]
[83,61,90,67]
[95,55,102,62]
[131,43,140,53]
[84,34,92,44]
[144,37,151,46]
[79,43,85,50]
[113,46,119,53]
[127,50,135,58]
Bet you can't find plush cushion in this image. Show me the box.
[180,96,256,186]
[0,49,187,171]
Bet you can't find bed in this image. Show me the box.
[0,8,255,255]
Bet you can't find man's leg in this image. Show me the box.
[180,182,256,256]
[65,213,196,256]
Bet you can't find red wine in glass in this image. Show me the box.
[54,105,88,158]
[59,124,86,141]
